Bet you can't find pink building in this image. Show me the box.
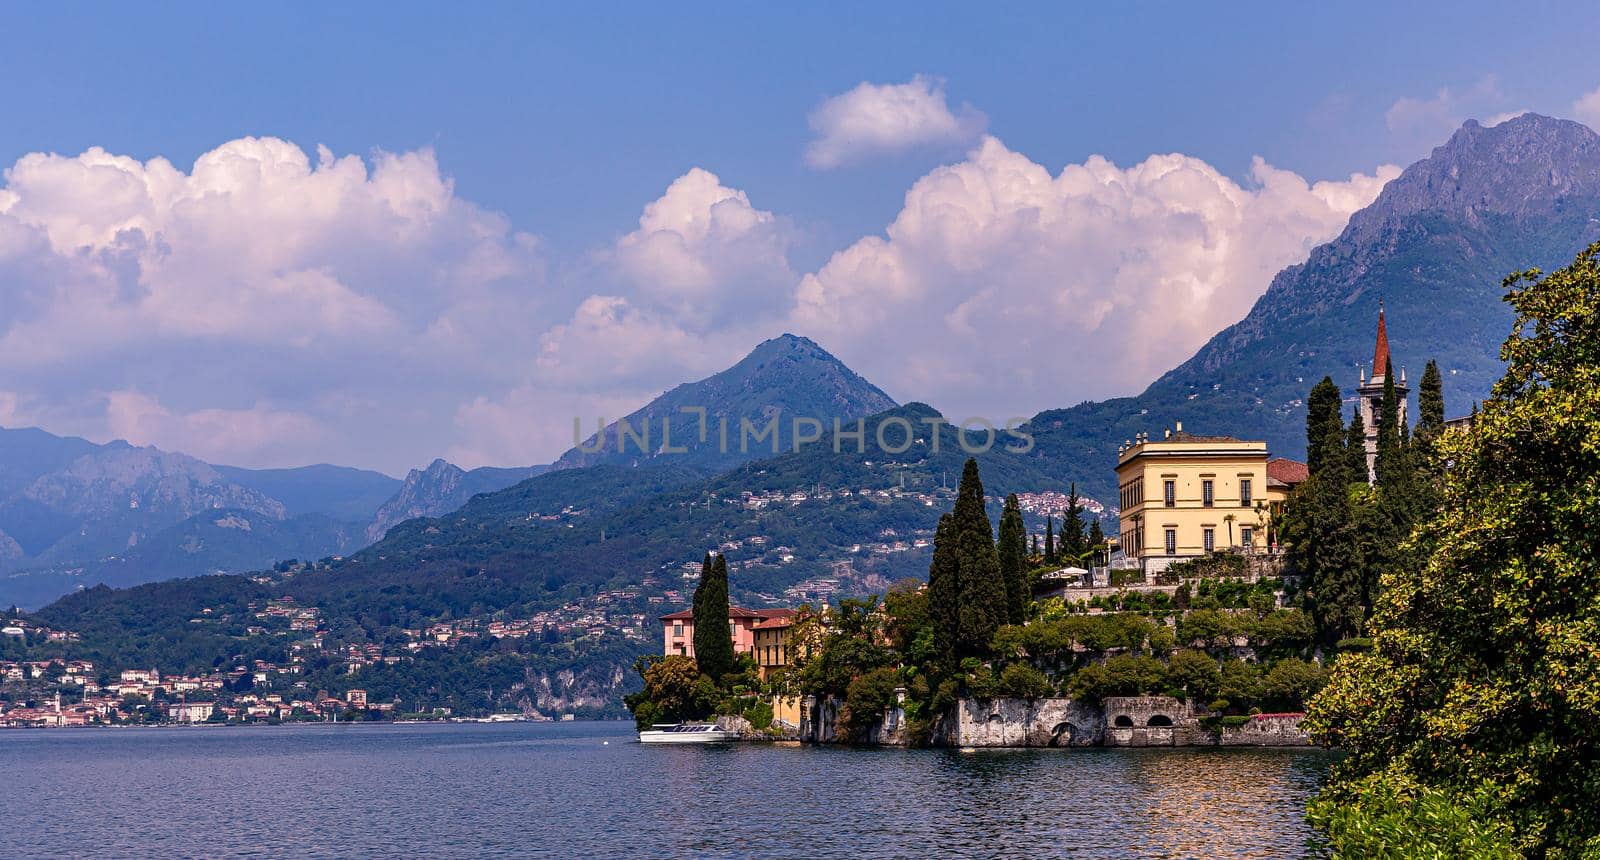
[660,606,795,657]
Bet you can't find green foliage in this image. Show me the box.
[1416,359,1445,446]
[841,666,901,739]
[926,513,959,668]
[796,598,894,700]
[1165,650,1220,703]
[623,655,714,730]
[1217,659,1261,707]
[1069,654,1168,702]
[691,554,735,681]
[1176,609,1238,648]
[1306,242,1600,857]
[1260,657,1326,711]
[742,698,774,730]
[992,613,1157,660]
[996,663,1053,700]
[1305,376,1344,476]
[997,494,1028,625]
[1059,484,1087,562]
[953,459,1005,660]
[1307,779,1520,859]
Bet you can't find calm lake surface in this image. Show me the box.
[1,721,1330,858]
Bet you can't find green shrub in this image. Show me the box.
[742,698,774,730]
[997,663,1053,700]
[841,666,901,739]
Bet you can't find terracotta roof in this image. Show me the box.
[659,606,795,622]
[1267,457,1309,486]
[752,610,797,630]
[1372,306,1390,376]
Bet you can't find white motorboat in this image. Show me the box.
[638,723,736,744]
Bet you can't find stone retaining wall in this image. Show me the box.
[797,694,1310,748]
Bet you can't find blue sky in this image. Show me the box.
[2,4,1598,472]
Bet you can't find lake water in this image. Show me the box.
[1,721,1330,858]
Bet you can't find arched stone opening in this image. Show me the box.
[1113,715,1134,727]
[1146,714,1173,727]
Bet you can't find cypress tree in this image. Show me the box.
[1031,533,1039,557]
[927,513,960,668]
[691,553,734,680]
[1061,483,1086,562]
[1416,359,1445,446]
[1044,517,1055,564]
[953,458,1004,660]
[1088,518,1105,556]
[1306,377,1343,474]
[997,494,1028,625]
[1374,359,1404,489]
[1345,407,1368,486]
[689,551,711,652]
[1287,381,1365,643]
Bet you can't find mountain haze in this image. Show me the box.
[365,460,548,543]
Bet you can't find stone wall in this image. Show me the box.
[935,697,1104,747]
[797,693,1311,748]
[1102,696,1196,746]
[1215,713,1311,746]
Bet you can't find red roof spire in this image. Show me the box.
[1372,302,1390,378]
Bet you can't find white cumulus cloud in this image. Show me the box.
[790,136,1401,421]
[805,75,986,170]
[0,137,545,471]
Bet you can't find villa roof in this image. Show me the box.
[659,606,797,622]
[1267,457,1310,488]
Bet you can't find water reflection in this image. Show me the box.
[1,723,1329,859]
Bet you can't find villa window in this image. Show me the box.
[1164,481,1175,507]
[673,622,683,637]
[1203,528,1214,553]
[1164,529,1177,556]
[1240,479,1252,507]
[1202,480,1214,507]
[1240,526,1253,546]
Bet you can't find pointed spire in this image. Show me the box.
[1372,301,1391,380]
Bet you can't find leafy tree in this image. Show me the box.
[1165,650,1220,703]
[623,655,713,729]
[1260,657,1326,710]
[996,494,1028,625]
[691,554,734,681]
[996,663,1052,700]
[1306,242,1600,856]
[1217,659,1261,708]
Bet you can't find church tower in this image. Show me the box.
[1355,304,1407,481]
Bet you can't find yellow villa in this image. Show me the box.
[1115,423,1305,574]
[752,614,802,726]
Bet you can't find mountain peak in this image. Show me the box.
[1355,112,1600,228]
[550,333,897,471]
